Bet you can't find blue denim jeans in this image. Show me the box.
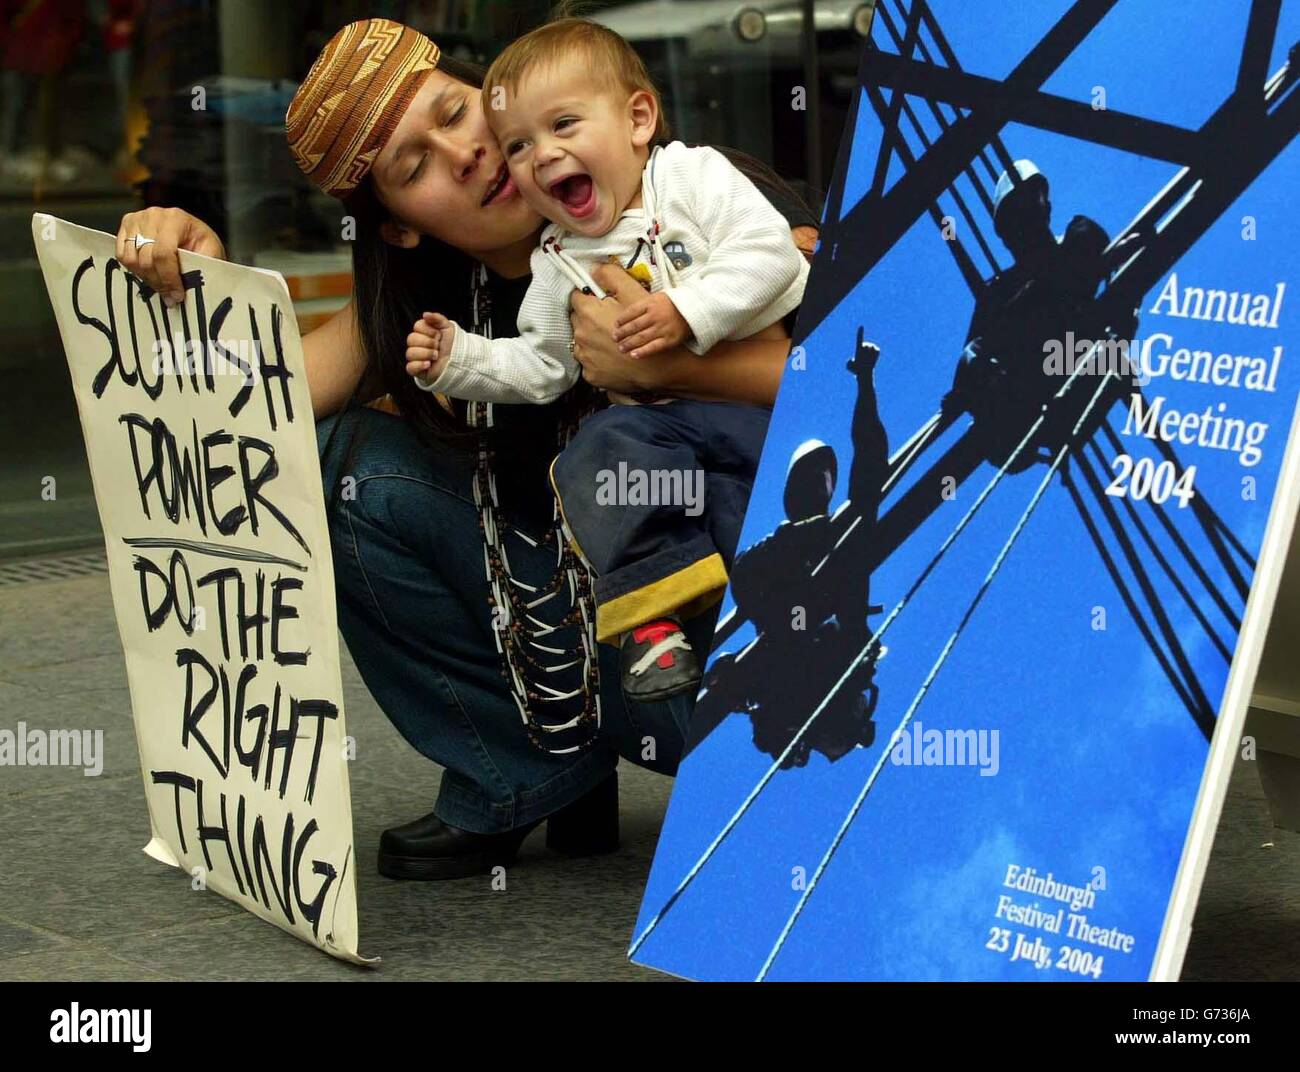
[317,407,697,834]
[550,400,771,641]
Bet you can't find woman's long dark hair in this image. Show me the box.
[342,53,491,448]
[318,56,497,520]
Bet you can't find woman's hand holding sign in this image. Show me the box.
[114,207,227,306]
[112,206,366,420]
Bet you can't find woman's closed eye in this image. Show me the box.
[406,153,428,185]
[405,102,468,184]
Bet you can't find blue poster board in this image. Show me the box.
[632,0,1300,981]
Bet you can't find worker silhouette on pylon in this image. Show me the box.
[694,328,889,767]
[944,159,1143,469]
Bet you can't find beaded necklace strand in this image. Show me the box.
[464,263,602,754]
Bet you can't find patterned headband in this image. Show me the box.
[285,18,442,199]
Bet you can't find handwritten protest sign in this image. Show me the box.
[32,215,369,965]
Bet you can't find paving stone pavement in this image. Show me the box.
[0,571,1296,981]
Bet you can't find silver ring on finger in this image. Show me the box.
[567,339,576,354]
[133,234,156,250]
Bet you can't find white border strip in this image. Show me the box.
[1151,390,1300,980]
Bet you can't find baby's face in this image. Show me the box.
[487,64,652,238]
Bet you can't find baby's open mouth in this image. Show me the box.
[549,173,596,218]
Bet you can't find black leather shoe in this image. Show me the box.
[620,616,702,703]
[377,771,620,880]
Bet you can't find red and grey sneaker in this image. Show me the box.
[620,616,702,704]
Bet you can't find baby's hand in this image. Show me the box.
[611,292,690,359]
[406,312,455,383]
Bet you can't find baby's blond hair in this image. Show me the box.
[482,17,670,143]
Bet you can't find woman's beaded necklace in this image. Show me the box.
[464,262,602,754]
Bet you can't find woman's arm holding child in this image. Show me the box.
[637,143,806,356]
[572,264,791,406]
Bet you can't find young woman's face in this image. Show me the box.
[371,69,542,256]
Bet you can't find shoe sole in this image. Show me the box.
[377,848,519,881]
[624,681,702,705]
[378,834,622,880]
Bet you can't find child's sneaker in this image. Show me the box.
[620,617,701,703]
